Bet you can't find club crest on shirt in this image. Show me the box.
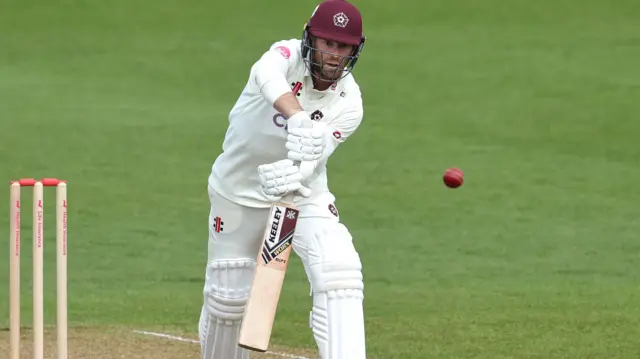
[310,110,324,121]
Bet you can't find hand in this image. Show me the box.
[258,159,312,198]
[285,128,325,162]
[286,112,325,162]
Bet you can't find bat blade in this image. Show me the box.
[238,201,299,352]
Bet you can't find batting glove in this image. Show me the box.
[258,159,312,198]
[286,112,326,162]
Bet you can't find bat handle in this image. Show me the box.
[299,160,314,179]
[282,193,296,205]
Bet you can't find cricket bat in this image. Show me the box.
[238,83,308,352]
[238,199,299,352]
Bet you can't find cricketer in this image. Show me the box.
[199,1,368,358]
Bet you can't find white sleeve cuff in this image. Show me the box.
[259,77,292,107]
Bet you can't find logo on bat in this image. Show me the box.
[261,206,298,264]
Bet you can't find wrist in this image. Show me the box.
[288,111,308,121]
[273,92,304,118]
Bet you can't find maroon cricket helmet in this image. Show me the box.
[307,0,363,46]
[301,0,366,82]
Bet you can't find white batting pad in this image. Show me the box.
[310,289,366,359]
[199,259,256,359]
[293,215,367,358]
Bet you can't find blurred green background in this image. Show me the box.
[1,0,639,358]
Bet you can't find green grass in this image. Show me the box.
[1,0,640,358]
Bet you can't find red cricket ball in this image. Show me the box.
[443,168,464,188]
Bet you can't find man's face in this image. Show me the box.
[311,37,356,82]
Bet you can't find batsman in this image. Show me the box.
[199,1,368,358]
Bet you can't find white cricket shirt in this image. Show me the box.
[208,38,364,208]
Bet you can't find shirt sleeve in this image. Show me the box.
[327,104,363,144]
[250,40,300,106]
[315,102,364,163]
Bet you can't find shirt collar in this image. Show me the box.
[303,68,347,96]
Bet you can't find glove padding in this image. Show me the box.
[258,159,312,198]
[285,129,325,161]
[286,111,325,177]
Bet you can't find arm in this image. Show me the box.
[252,42,307,119]
[274,92,305,119]
[258,109,359,199]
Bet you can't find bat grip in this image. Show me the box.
[282,193,296,205]
[299,160,315,179]
[281,85,308,206]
